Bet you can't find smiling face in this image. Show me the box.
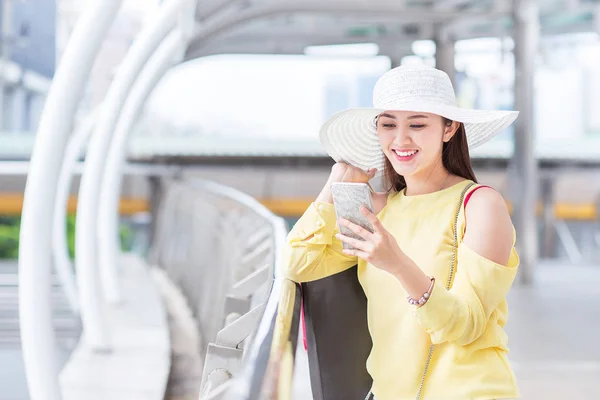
[376,111,460,180]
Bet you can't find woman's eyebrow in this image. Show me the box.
[380,113,429,120]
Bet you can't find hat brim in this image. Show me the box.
[319,104,518,176]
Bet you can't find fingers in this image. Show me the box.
[333,163,376,183]
[359,206,384,233]
[335,233,368,252]
[341,246,370,259]
[338,217,375,240]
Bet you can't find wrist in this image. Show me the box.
[316,185,333,204]
[408,276,435,307]
[389,250,410,279]
[389,251,434,302]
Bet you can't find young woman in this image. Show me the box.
[282,65,520,400]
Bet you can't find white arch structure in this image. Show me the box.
[75,0,198,351]
[18,0,542,398]
[51,112,99,316]
[97,30,187,311]
[19,2,123,398]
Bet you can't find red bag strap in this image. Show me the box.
[301,297,308,350]
[463,185,493,209]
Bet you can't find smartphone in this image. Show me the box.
[330,182,375,250]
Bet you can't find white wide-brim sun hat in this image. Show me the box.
[319,64,519,176]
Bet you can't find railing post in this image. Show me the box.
[154,179,294,398]
[540,174,555,259]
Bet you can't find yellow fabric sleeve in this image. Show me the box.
[280,202,358,283]
[415,242,519,346]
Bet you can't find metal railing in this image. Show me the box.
[149,177,303,399]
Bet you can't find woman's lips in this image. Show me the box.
[392,149,419,162]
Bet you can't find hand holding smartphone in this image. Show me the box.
[330,182,375,250]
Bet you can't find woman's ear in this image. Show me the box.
[443,121,460,143]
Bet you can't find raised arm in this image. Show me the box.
[280,163,377,282]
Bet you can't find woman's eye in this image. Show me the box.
[410,124,426,129]
[381,123,395,128]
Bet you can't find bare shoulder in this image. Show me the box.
[463,187,514,266]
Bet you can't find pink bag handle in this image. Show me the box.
[301,297,308,350]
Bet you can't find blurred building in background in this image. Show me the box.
[57,0,153,115]
[0,0,55,132]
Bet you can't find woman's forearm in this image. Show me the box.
[391,253,433,306]
[316,181,334,204]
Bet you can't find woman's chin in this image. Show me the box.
[386,153,421,177]
[391,162,418,177]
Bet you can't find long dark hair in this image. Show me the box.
[382,118,478,193]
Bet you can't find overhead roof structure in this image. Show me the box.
[117,0,600,161]
[185,0,600,59]
[120,0,600,162]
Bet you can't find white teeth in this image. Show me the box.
[394,150,417,157]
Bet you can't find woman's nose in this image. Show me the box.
[394,127,412,144]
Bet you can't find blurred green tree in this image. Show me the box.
[0,215,134,259]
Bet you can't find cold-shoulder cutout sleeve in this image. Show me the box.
[415,239,519,346]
